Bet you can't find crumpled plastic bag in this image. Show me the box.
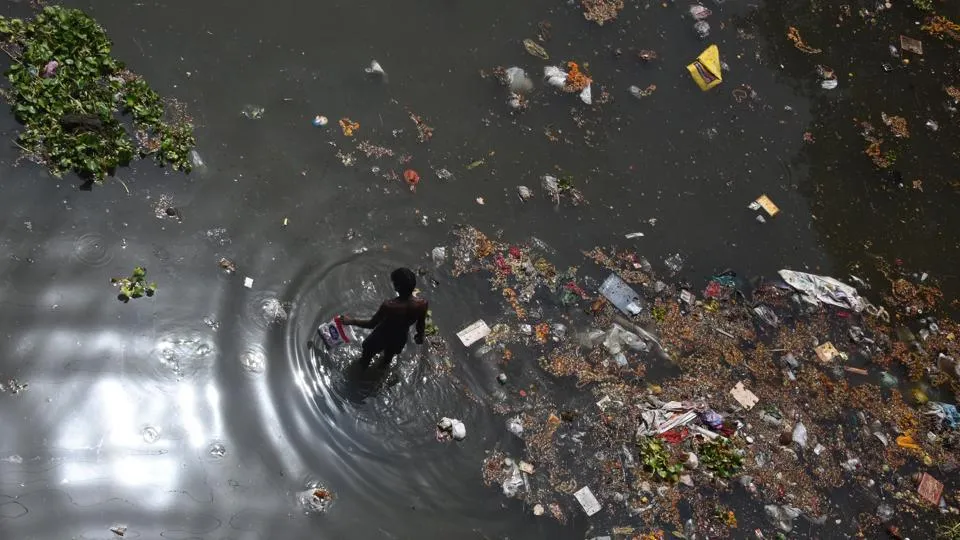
[778,269,866,312]
[928,402,960,430]
[502,463,524,497]
[544,66,567,88]
[792,422,808,448]
[505,67,533,94]
[765,504,802,532]
[579,85,592,105]
[600,324,645,354]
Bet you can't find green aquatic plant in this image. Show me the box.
[424,310,439,336]
[699,439,743,478]
[912,0,934,11]
[110,266,157,302]
[0,6,195,181]
[637,437,684,483]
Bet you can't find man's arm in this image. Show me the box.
[343,304,386,329]
[414,302,428,344]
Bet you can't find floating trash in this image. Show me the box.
[141,426,160,444]
[240,105,264,119]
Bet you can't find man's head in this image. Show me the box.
[391,267,417,298]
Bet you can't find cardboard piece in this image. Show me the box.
[814,342,840,363]
[574,486,602,516]
[755,195,780,217]
[687,45,723,91]
[730,381,759,410]
[900,35,923,55]
[457,320,491,346]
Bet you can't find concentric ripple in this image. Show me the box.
[72,233,114,267]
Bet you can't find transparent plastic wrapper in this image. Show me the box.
[318,316,352,349]
[505,67,533,93]
[778,269,866,312]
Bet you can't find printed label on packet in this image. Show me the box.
[318,316,351,349]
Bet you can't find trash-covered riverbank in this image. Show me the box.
[434,226,959,539]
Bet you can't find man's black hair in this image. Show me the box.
[391,267,417,298]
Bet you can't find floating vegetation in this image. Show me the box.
[0,7,195,182]
[110,266,157,302]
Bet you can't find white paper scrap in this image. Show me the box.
[574,486,602,516]
[456,320,491,346]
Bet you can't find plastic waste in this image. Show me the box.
[522,39,549,60]
[507,416,524,437]
[693,20,711,38]
[502,464,524,496]
[431,246,447,266]
[318,316,352,349]
[312,115,329,127]
[240,105,264,119]
[928,402,960,430]
[764,504,802,532]
[364,60,386,77]
[188,149,205,170]
[687,45,722,90]
[599,273,644,315]
[689,4,712,19]
[543,66,567,88]
[505,67,534,93]
[792,422,808,448]
[437,417,466,441]
[517,185,533,201]
[778,270,866,312]
[541,175,560,198]
[601,324,644,355]
[580,85,592,105]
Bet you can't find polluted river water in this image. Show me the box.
[0,0,958,538]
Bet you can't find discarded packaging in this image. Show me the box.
[437,417,467,441]
[522,39,549,60]
[729,381,759,410]
[364,59,386,76]
[517,185,533,201]
[814,342,840,363]
[574,486,602,516]
[505,67,534,94]
[687,45,722,91]
[778,270,866,312]
[457,320,491,346]
[917,472,943,505]
[599,273,643,315]
[312,115,329,127]
[519,461,535,474]
[899,35,923,55]
[318,316,352,349]
[544,66,567,88]
[243,277,254,288]
[580,85,593,105]
[689,4,712,20]
[693,20,710,39]
[750,194,780,217]
[507,416,524,437]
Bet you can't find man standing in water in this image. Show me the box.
[341,268,428,369]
